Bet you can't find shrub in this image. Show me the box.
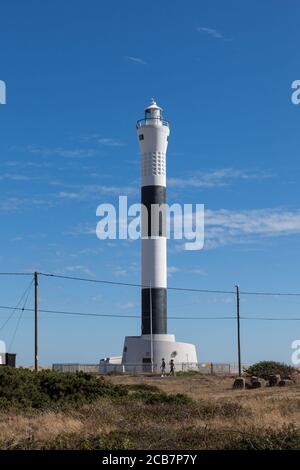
[196,400,250,419]
[176,370,202,376]
[2,431,133,450]
[0,368,127,410]
[226,424,300,450]
[132,389,193,405]
[245,361,297,380]
[127,383,160,393]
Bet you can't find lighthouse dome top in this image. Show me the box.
[136,99,170,129]
[144,98,163,112]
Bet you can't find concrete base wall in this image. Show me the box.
[122,334,197,370]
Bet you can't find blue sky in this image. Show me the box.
[0,0,300,366]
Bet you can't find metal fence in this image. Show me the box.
[52,362,250,375]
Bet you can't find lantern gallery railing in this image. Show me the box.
[136,117,170,129]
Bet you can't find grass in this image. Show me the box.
[176,370,203,376]
[1,369,300,449]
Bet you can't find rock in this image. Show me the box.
[269,374,281,386]
[251,380,262,388]
[278,379,294,387]
[251,378,267,388]
[233,377,245,389]
[290,372,300,384]
[245,379,253,389]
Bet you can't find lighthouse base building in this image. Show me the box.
[122,334,197,371]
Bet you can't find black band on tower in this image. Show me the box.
[141,185,167,335]
[141,185,166,237]
[141,287,167,334]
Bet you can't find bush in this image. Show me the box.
[195,400,250,419]
[2,431,133,450]
[0,367,127,410]
[176,370,202,376]
[245,361,297,380]
[127,383,160,393]
[132,389,193,405]
[227,424,300,450]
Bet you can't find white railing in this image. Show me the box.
[52,362,250,375]
[136,117,170,129]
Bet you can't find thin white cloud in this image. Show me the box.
[97,138,125,147]
[11,236,24,242]
[169,168,272,189]
[91,293,103,302]
[171,207,300,251]
[0,173,36,181]
[67,223,96,236]
[197,27,226,40]
[125,56,147,65]
[168,266,207,277]
[206,208,300,234]
[204,208,300,249]
[80,134,125,147]
[58,184,137,201]
[0,196,53,212]
[115,301,136,310]
[167,266,181,276]
[5,160,50,169]
[113,267,128,276]
[27,145,96,158]
[63,265,95,276]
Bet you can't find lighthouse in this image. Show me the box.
[122,100,197,371]
[139,99,168,336]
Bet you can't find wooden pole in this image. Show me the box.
[235,284,242,377]
[150,281,154,373]
[34,271,38,371]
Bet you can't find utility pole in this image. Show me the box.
[34,271,38,371]
[149,281,154,373]
[235,284,242,377]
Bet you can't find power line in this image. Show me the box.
[37,272,236,295]
[240,291,300,297]
[0,279,34,332]
[0,306,137,318]
[8,280,33,351]
[0,272,33,276]
[242,316,300,321]
[0,305,234,320]
[2,271,300,297]
[38,272,300,297]
[1,304,300,321]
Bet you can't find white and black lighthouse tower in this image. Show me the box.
[138,99,168,336]
[122,100,197,370]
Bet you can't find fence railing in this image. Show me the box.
[52,362,250,375]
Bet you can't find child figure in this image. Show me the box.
[160,358,166,377]
[169,359,176,376]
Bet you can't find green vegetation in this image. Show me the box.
[0,367,127,410]
[131,390,193,405]
[2,422,299,450]
[1,368,300,450]
[176,370,203,376]
[196,400,250,419]
[126,383,160,393]
[5,431,134,451]
[245,361,297,380]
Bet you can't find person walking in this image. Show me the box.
[169,359,176,376]
[160,358,166,377]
